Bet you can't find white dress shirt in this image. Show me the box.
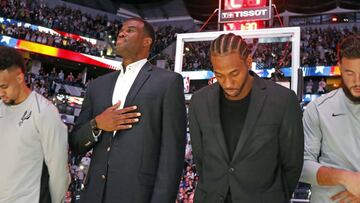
[112,58,148,108]
[111,59,147,136]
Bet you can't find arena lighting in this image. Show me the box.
[0,35,121,70]
[332,17,338,22]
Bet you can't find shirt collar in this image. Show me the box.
[341,88,360,106]
[120,58,148,74]
[0,102,4,118]
[0,91,35,117]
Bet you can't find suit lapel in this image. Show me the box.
[124,62,152,107]
[208,83,231,162]
[231,75,267,162]
[107,71,121,108]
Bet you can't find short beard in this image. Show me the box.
[342,79,360,104]
[3,100,16,106]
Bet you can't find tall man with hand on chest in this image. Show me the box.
[69,18,187,203]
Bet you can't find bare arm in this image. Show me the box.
[318,167,360,196]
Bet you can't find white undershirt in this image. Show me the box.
[112,58,148,108]
[111,58,147,136]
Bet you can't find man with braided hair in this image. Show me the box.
[189,33,304,202]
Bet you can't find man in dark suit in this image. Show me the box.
[69,18,187,203]
[189,33,304,203]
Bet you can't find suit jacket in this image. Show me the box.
[69,63,187,203]
[189,73,304,203]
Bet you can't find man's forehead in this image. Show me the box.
[340,57,360,70]
[0,69,16,81]
[122,20,144,28]
[0,70,10,84]
[0,69,10,76]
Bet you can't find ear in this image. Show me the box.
[338,61,344,73]
[338,60,342,67]
[15,70,25,84]
[246,55,252,70]
[143,37,152,47]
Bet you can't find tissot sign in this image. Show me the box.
[220,7,270,22]
[219,0,272,23]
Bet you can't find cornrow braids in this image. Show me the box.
[210,33,250,59]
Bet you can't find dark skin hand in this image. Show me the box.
[95,101,141,132]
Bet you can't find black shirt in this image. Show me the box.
[220,89,251,159]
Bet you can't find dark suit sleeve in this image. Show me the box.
[279,91,304,198]
[69,83,98,155]
[150,74,187,203]
[188,94,203,178]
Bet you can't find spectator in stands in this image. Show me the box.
[0,46,69,203]
[1,0,188,58]
[38,66,44,76]
[69,17,186,203]
[177,187,186,202]
[57,84,66,95]
[66,72,75,83]
[305,79,314,94]
[59,70,65,81]
[177,161,198,203]
[0,18,184,58]
[179,26,359,72]
[39,84,46,95]
[317,77,327,94]
[0,0,120,40]
[17,22,101,55]
[188,192,194,202]
[50,67,57,78]
[189,33,304,202]
[301,34,360,202]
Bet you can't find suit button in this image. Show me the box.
[107,147,111,152]
[229,167,235,173]
[101,175,106,180]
